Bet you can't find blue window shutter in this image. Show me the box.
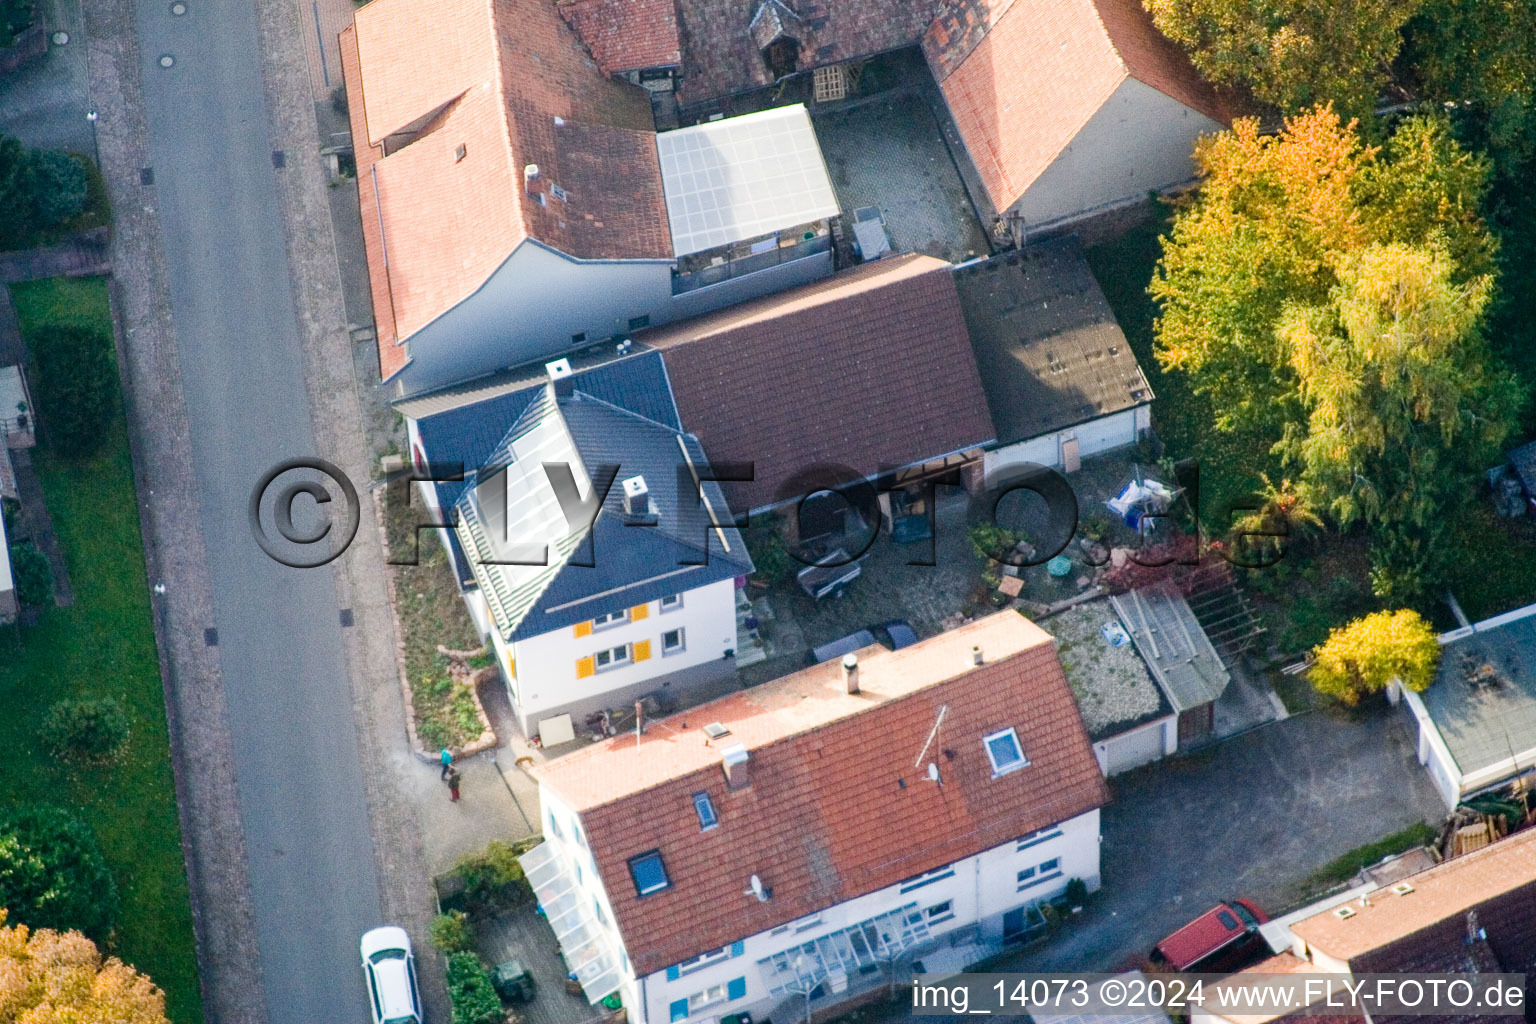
[670,999,689,1022]
[727,977,747,1001]
[666,965,680,981]
[730,941,744,957]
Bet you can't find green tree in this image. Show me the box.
[0,134,35,249]
[1310,608,1440,704]
[30,324,118,458]
[429,910,474,954]
[8,541,51,607]
[27,149,87,226]
[1142,0,1414,117]
[446,951,503,1024]
[0,806,120,941]
[42,696,131,763]
[1277,243,1519,596]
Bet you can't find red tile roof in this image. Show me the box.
[641,254,996,512]
[557,0,681,73]
[1291,827,1536,965]
[532,611,1111,976]
[342,0,669,378]
[925,0,1230,214]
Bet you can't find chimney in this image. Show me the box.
[971,645,984,667]
[546,357,574,397]
[622,475,651,518]
[721,743,751,791]
[842,652,859,694]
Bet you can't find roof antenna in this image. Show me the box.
[913,705,949,769]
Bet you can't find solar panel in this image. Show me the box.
[657,104,840,257]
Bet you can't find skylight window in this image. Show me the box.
[628,850,670,896]
[693,791,718,831]
[984,727,1028,776]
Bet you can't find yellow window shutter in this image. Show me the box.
[634,640,651,662]
[574,620,593,638]
[576,656,596,678]
[506,657,515,678]
[631,603,649,621]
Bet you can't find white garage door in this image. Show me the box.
[1099,721,1166,775]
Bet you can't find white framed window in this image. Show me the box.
[663,627,686,655]
[899,865,955,894]
[1016,826,1062,852]
[1016,857,1063,892]
[984,727,1028,776]
[674,945,730,976]
[924,901,954,925]
[592,609,630,630]
[595,644,631,671]
[546,809,563,839]
[688,982,729,1012]
[628,850,670,896]
[659,593,683,611]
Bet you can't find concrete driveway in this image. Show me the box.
[1031,708,1446,971]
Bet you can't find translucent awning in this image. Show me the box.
[518,842,625,1004]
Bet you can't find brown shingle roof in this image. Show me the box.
[557,0,681,73]
[533,612,1110,975]
[1291,827,1536,965]
[925,0,1230,214]
[344,0,670,378]
[641,254,995,512]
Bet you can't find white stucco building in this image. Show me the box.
[520,612,1110,1021]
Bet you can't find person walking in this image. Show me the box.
[446,765,462,802]
[439,747,453,780]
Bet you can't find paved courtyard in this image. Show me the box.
[0,0,92,154]
[813,90,990,264]
[1027,708,1446,972]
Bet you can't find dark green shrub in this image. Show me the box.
[446,951,502,1024]
[27,149,87,226]
[1064,877,1089,908]
[0,805,120,939]
[30,324,117,458]
[0,135,33,248]
[453,840,528,911]
[746,530,792,587]
[42,696,130,763]
[1,0,31,45]
[8,541,50,607]
[1,496,20,539]
[430,910,474,954]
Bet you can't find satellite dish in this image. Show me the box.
[927,762,941,784]
[747,874,771,902]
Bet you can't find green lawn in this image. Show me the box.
[2,277,203,1023]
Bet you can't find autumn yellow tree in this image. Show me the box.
[0,910,168,1024]
[1310,609,1440,705]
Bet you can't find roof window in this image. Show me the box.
[984,727,1028,776]
[628,850,671,897]
[693,791,718,831]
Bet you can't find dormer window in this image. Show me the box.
[592,609,630,630]
[984,727,1028,776]
[628,850,671,896]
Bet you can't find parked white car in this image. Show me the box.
[360,926,424,1024]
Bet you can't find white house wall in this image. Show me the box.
[510,576,739,734]
[629,807,1102,1024]
[1011,78,1221,229]
[982,407,1144,478]
[394,242,675,397]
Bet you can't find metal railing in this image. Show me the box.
[672,233,831,294]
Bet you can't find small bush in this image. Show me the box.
[430,910,474,954]
[42,696,130,763]
[446,952,503,1024]
[968,523,1024,565]
[453,839,529,911]
[1,496,20,538]
[30,324,117,459]
[0,805,120,940]
[28,149,87,226]
[746,530,792,587]
[1064,877,1089,908]
[8,542,50,607]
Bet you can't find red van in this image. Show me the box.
[1150,899,1269,972]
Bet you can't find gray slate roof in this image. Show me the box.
[1421,608,1536,777]
[1109,581,1229,713]
[952,236,1153,445]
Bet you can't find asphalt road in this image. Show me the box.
[131,0,385,1021]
